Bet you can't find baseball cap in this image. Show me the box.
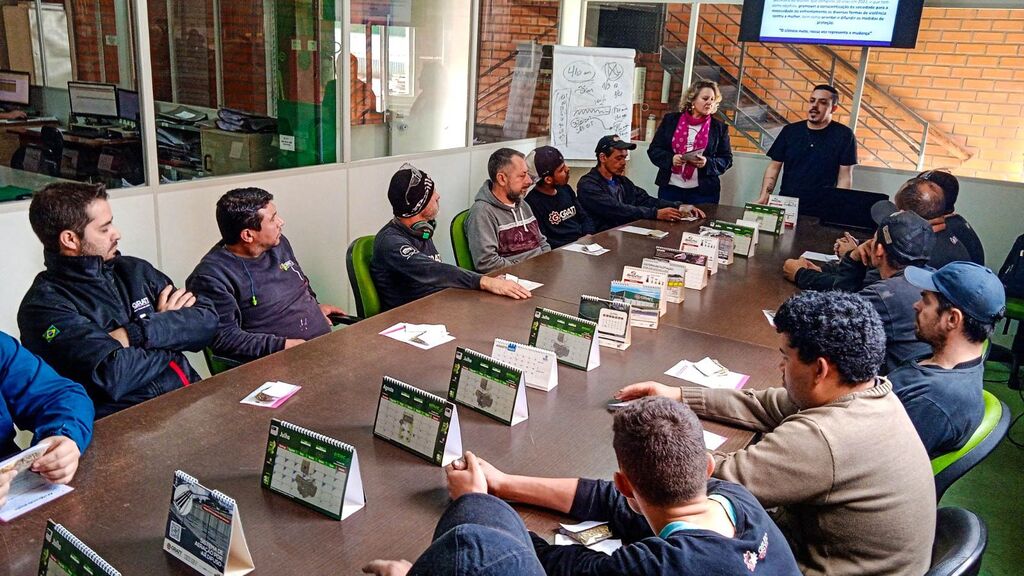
[905,262,1007,323]
[872,207,934,264]
[595,134,637,157]
[387,163,435,218]
[525,146,564,181]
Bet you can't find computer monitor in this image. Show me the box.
[117,88,139,123]
[0,70,30,106]
[68,81,118,120]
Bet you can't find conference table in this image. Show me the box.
[2,205,850,575]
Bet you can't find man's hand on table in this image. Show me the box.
[482,276,532,300]
[361,559,412,576]
[782,258,820,282]
[615,381,681,402]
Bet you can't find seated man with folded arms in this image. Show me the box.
[362,451,545,576]
[466,148,551,273]
[18,183,217,417]
[577,134,704,233]
[1,331,94,507]
[187,188,346,363]
[618,291,936,575]
[524,146,593,249]
[783,176,945,291]
[891,262,1005,458]
[370,164,532,311]
[426,398,800,575]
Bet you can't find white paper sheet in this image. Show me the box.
[800,251,839,262]
[0,472,72,522]
[562,243,610,256]
[763,309,776,327]
[560,520,606,532]
[504,274,544,291]
[239,381,301,408]
[379,323,455,349]
[703,430,728,450]
[618,226,668,239]
[665,359,749,389]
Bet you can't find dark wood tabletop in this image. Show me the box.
[1,206,840,575]
[505,204,849,347]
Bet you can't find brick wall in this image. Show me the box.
[474,0,560,141]
[659,4,1024,182]
[68,0,121,85]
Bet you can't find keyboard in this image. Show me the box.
[0,115,58,125]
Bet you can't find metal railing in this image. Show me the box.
[686,3,938,170]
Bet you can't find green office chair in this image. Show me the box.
[450,209,476,272]
[931,390,1011,501]
[346,235,381,318]
[203,347,242,376]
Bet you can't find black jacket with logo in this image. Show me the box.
[524,184,594,249]
[18,251,217,418]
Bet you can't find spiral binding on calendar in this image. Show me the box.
[536,307,597,328]
[275,419,354,453]
[457,347,522,376]
[494,338,545,353]
[51,522,122,576]
[175,470,236,510]
[174,469,200,487]
[382,375,449,404]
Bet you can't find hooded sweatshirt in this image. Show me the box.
[466,180,550,273]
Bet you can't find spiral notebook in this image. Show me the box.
[448,347,528,426]
[491,338,558,391]
[39,520,121,575]
[163,471,254,576]
[261,419,365,520]
[373,377,462,466]
[578,295,632,350]
[528,307,600,371]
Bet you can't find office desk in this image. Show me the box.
[504,204,848,347]
[0,118,61,166]
[5,125,140,148]
[1,288,780,575]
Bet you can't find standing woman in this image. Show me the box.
[648,80,733,204]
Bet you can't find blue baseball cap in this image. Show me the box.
[905,262,1007,323]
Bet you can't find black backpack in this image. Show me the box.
[999,233,1024,299]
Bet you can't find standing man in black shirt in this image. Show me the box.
[524,146,593,249]
[756,85,858,215]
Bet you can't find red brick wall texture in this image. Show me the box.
[475,3,1023,182]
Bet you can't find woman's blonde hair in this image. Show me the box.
[679,80,722,114]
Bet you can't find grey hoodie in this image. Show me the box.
[466,180,550,273]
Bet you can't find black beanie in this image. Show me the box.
[388,164,435,218]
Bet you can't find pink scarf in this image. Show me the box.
[671,111,711,180]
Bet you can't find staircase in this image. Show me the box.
[661,44,788,151]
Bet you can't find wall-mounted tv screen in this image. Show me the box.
[739,0,925,48]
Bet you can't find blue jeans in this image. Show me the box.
[658,183,720,205]
[410,493,546,575]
